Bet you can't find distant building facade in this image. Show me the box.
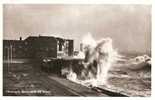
[3,36,74,59]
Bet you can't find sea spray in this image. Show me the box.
[66,33,121,86]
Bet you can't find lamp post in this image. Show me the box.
[7,46,10,73]
[7,45,12,73]
[10,45,12,63]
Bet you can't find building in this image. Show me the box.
[3,36,74,59]
[25,36,58,58]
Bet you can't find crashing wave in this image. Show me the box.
[66,33,122,86]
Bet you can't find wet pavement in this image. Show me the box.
[3,60,104,96]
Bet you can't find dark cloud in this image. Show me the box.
[3,4,151,53]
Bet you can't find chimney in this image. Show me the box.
[20,37,22,41]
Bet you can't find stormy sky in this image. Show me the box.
[3,4,151,53]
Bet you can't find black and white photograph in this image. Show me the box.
[3,4,151,97]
